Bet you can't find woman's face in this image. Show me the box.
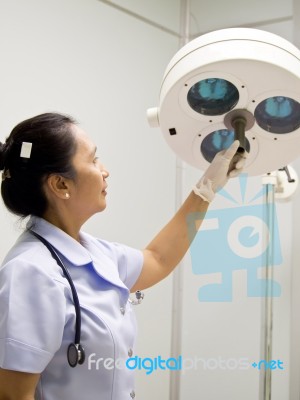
[68,124,109,220]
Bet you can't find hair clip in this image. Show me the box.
[20,142,32,159]
[2,169,11,181]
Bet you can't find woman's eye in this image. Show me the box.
[93,157,99,164]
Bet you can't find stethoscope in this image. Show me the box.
[30,230,144,367]
[30,231,85,368]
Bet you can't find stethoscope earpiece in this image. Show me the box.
[129,290,144,305]
[68,343,86,368]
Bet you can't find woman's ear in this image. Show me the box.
[45,174,71,200]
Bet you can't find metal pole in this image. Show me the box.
[169,1,190,400]
[290,5,300,399]
[289,178,300,399]
[259,174,276,400]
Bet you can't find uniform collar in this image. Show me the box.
[27,216,129,295]
[27,216,93,266]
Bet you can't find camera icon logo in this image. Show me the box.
[187,175,282,302]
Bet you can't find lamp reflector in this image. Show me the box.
[187,78,239,116]
[201,129,251,162]
[255,97,300,134]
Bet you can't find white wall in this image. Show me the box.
[0,1,180,399]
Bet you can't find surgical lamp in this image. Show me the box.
[147,27,300,400]
[147,28,300,176]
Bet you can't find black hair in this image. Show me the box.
[0,112,77,218]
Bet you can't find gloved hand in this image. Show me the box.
[193,140,247,202]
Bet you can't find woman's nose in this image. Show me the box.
[101,169,109,179]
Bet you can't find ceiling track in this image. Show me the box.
[97,1,293,42]
[191,15,293,38]
[97,0,180,37]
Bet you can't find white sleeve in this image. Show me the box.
[0,259,67,373]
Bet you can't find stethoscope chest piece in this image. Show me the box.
[68,343,85,368]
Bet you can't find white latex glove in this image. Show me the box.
[193,140,247,202]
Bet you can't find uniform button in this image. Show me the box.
[128,348,133,357]
[130,390,135,398]
[120,307,126,315]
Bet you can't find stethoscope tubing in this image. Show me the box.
[29,231,82,354]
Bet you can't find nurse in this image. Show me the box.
[0,113,245,400]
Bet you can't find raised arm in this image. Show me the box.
[132,141,246,292]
